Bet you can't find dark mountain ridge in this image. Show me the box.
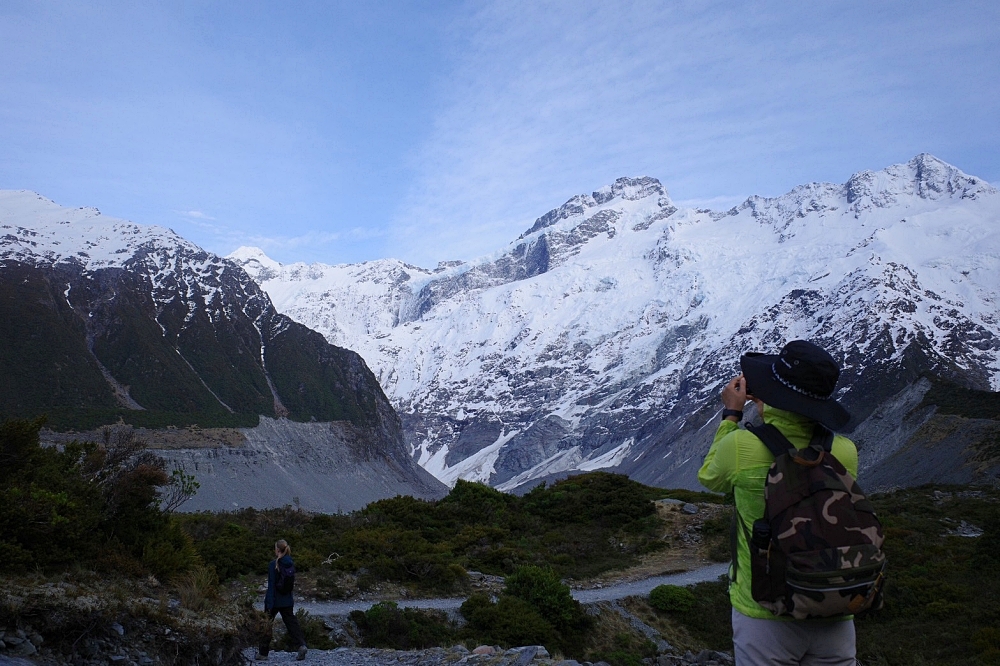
[0,190,447,508]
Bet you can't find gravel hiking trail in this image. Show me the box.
[296,562,729,616]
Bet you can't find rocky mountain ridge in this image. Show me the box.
[233,155,1000,491]
[0,190,446,507]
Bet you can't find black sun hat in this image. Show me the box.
[740,340,851,431]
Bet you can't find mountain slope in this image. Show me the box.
[0,190,447,506]
[0,191,388,428]
[234,155,1000,490]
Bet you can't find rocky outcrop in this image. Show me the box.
[156,417,447,513]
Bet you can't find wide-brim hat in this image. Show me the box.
[740,340,851,431]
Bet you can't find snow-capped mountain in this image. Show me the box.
[0,190,446,507]
[232,155,1000,490]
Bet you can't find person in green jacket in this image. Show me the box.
[698,340,858,666]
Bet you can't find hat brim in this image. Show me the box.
[740,353,851,431]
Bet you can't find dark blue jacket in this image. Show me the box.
[264,554,295,610]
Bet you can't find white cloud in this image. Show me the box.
[386,0,1000,267]
[179,210,216,220]
[229,227,387,260]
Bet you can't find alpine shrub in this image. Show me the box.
[350,602,455,649]
[649,584,696,613]
[459,593,556,648]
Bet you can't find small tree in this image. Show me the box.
[161,468,201,513]
[0,419,197,576]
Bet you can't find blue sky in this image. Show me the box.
[2,1,998,268]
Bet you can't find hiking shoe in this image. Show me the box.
[254,653,268,661]
[296,645,308,660]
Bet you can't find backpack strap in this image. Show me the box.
[809,423,834,452]
[744,423,794,459]
[747,422,834,456]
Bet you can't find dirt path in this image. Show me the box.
[296,561,729,616]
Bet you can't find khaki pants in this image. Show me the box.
[732,608,856,666]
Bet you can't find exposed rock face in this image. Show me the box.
[234,154,1000,491]
[851,379,1000,491]
[156,417,446,513]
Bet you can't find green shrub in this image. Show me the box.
[141,520,202,580]
[664,579,733,651]
[0,419,188,575]
[350,602,455,649]
[180,471,689,591]
[184,519,271,580]
[501,565,592,656]
[459,593,556,648]
[505,566,583,631]
[313,571,348,600]
[649,584,696,613]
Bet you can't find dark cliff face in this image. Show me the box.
[0,257,401,455]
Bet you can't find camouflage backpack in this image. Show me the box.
[741,422,886,620]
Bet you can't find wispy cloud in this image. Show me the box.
[231,227,388,261]
[387,0,1000,267]
[178,210,216,221]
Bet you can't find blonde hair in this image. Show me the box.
[274,539,291,560]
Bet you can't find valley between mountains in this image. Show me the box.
[231,153,1000,494]
[2,153,999,510]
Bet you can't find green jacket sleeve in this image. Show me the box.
[697,420,740,493]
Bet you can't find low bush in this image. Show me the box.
[179,472,691,594]
[505,565,582,629]
[854,486,1000,665]
[349,602,456,649]
[663,579,733,651]
[459,593,556,649]
[649,584,696,613]
[456,565,592,657]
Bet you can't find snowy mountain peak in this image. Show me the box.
[228,246,283,281]
[723,154,996,234]
[594,176,667,203]
[239,154,1000,491]
[519,176,669,239]
[844,153,994,208]
[0,189,195,271]
[229,245,278,265]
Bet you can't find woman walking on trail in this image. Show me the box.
[257,539,308,661]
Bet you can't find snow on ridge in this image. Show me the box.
[0,190,282,347]
[4,155,998,490]
[723,153,995,229]
[241,154,1000,488]
[0,189,210,272]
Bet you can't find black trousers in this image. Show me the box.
[259,606,307,654]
